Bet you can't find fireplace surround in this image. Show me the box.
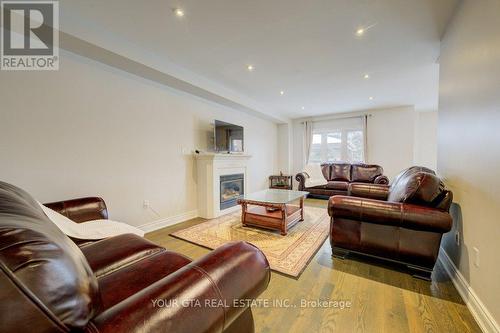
[195,152,251,219]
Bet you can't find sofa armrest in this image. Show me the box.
[295,172,309,191]
[374,175,390,185]
[90,241,270,333]
[328,196,452,233]
[44,197,108,223]
[348,183,390,201]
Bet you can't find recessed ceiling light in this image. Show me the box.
[247,65,254,71]
[173,8,185,17]
[301,106,305,110]
[280,91,285,95]
[369,96,374,100]
[363,74,370,79]
[355,28,365,36]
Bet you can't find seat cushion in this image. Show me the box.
[96,250,192,310]
[331,163,351,181]
[81,234,164,277]
[351,164,383,183]
[326,181,349,191]
[307,187,347,197]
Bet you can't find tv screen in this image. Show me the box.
[214,120,244,152]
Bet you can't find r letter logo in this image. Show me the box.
[1,1,59,70]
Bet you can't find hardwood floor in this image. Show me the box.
[146,199,481,333]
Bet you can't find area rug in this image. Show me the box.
[171,206,329,278]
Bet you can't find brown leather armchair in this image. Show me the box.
[0,181,270,333]
[328,167,453,280]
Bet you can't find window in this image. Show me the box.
[309,134,322,162]
[308,117,365,163]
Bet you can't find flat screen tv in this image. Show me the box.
[214,120,244,152]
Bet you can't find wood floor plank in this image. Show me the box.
[146,199,482,333]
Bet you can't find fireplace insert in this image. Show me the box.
[220,173,244,210]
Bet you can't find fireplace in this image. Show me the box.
[220,173,244,210]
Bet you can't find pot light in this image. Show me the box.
[301,106,305,110]
[363,74,370,79]
[369,96,374,100]
[247,65,254,71]
[173,8,185,17]
[356,28,365,36]
[280,91,285,95]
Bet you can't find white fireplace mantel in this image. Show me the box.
[195,153,251,219]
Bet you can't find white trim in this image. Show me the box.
[139,210,198,233]
[194,152,252,161]
[438,249,499,333]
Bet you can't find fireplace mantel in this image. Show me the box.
[194,153,251,219]
[194,152,252,161]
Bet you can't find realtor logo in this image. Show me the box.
[1,0,59,70]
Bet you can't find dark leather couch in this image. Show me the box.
[296,163,389,198]
[328,166,453,280]
[0,181,270,333]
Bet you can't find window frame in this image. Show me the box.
[309,128,365,163]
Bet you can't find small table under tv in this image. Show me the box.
[269,174,293,190]
[237,189,309,236]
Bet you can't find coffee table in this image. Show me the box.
[237,189,309,236]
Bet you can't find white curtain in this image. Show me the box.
[363,114,369,162]
[303,121,313,167]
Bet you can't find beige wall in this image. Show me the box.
[292,106,423,181]
[366,107,416,179]
[438,0,500,328]
[0,51,278,227]
[414,111,438,170]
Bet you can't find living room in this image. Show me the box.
[0,1,499,333]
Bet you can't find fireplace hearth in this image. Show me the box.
[220,174,244,210]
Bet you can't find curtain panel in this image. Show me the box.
[303,121,313,167]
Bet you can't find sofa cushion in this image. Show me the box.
[81,234,164,277]
[320,163,331,180]
[391,166,435,188]
[330,163,351,181]
[0,181,99,330]
[326,181,349,191]
[351,164,383,183]
[388,172,445,207]
[96,250,191,310]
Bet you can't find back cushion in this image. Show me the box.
[0,181,99,330]
[388,172,445,207]
[320,163,331,180]
[391,166,436,188]
[351,164,383,183]
[330,163,351,181]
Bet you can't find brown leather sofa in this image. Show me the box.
[296,163,389,198]
[328,166,453,280]
[0,181,270,333]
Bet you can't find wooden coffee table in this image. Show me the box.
[237,189,309,236]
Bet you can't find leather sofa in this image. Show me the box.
[0,181,270,333]
[328,166,453,280]
[296,163,389,198]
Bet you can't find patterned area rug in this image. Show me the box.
[171,206,329,278]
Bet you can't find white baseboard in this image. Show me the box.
[139,210,198,233]
[439,249,499,333]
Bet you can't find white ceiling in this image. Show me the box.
[62,0,458,120]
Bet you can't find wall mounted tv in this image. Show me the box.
[214,120,244,153]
